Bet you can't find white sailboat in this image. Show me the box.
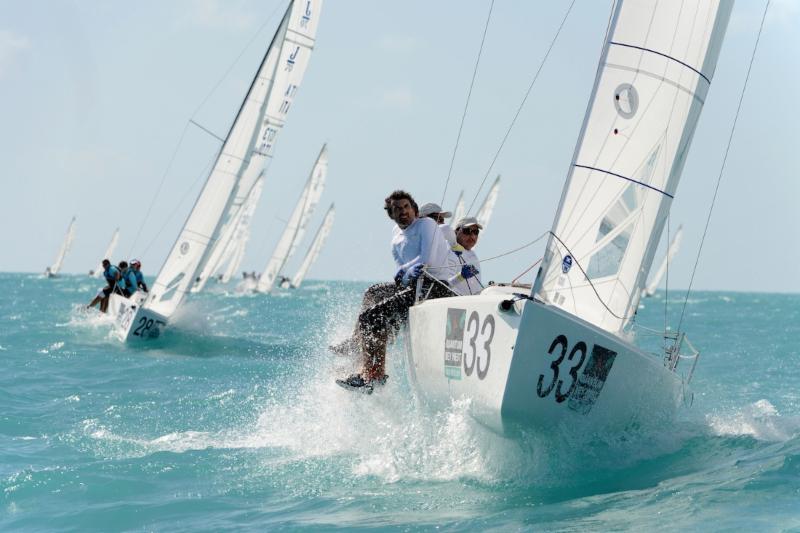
[89,227,120,277]
[256,144,328,293]
[290,203,335,288]
[474,174,500,229]
[406,0,732,434]
[643,225,683,297]
[109,0,323,341]
[451,191,465,224]
[46,217,76,277]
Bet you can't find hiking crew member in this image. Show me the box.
[448,217,482,296]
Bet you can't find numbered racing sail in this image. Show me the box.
[48,217,76,276]
[644,225,683,297]
[133,0,322,324]
[533,0,732,333]
[291,203,335,288]
[91,228,120,277]
[190,0,322,293]
[257,143,328,292]
[475,174,500,228]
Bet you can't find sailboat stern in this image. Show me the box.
[406,286,524,434]
[109,293,167,342]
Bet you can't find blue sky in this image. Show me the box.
[0,0,797,292]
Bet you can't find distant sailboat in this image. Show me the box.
[406,0,732,434]
[46,217,76,278]
[289,203,335,288]
[451,191,465,223]
[219,179,264,285]
[109,0,323,341]
[643,225,683,297]
[475,174,500,228]
[89,228,120,277]
[256,144,328,293]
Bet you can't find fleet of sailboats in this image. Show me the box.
[45,217,76,278]
[108,0,323,341]
[256,144,328,293]
[289,203,335,289]
[406,0,733,434]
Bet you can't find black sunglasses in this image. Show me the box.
[460,227,480,236]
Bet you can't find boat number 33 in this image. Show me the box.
[536,334,618,404]
[464,311,495,379]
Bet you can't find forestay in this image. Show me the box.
[257,143,328,292]
[533,0,732,334]
[145,0,322,318]
[92,228,120,278]
[190,0,322,293]
[51,217,76,275]
[291,203,335,288]
[475,174,501,228]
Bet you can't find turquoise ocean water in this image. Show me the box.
[1,272,799,531]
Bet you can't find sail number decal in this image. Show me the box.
[132,315,166,339]
[537,334,617,414]
[443,309,495,381]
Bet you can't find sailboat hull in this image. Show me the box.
[406,287,684,435]
[109,293,167,342]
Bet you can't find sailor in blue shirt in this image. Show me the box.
[130,259,148,292]
[119,261,138,298]
[87,259,121,313]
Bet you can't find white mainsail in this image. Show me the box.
[257,143,328,293]
[91,228,120,277]
[139,0,323,320]
[291,203,335,288]
[644,225,683,297]
[190,1,322,293]
[48,217,76,276]
[475,174,500,228]
[451,191,465,224]
[533,0,732,334]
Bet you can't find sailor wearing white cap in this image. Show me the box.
[448,217,483,296]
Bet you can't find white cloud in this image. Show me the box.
[0,30,29,79]
[380,87,413,108]
[378,34,420,53]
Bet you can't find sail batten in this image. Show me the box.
[533,0,732,334]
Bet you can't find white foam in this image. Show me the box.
[707,399,800,442]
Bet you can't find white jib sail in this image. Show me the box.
[257,143,328,292]
[50,217,76,275]
[644,224,683,296]
[452,191,465,224]
[532,0,732,334]
[145,0,323,318]
[475,174,500,228]
[291,203,335,288]
[92,228,120,277]
[190,0,322,293]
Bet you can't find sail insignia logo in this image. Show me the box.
[285,46,300,71]
[562,255,573,274]
[300,1,312,28]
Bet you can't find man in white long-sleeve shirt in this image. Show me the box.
[448,217,483,296]
[336,190,452,392]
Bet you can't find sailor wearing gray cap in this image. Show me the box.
[448,217,483,295]
[420,202,457,249]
